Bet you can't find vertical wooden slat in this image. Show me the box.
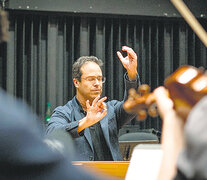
[0,42,7,89]
[33,17,40,113]
[135,19,142,83]
[21,16,27,100]
[105,18,114,100]
[95,18,105,65]
[150,21,159,130]
[47,16,57,110]
[67,16,75,99]
[179,22,188,66]
[74,17,80,60]
[56,17,64,106]
[187,27,195,66]
[80,17,89,56]
[113,18,122,101]
[38,16,47,121]
[163,22,173,77]
[95,18,106,96]
[16,15,24,98]
[6,16,16,95]
[117,18,123,101]
[63,17,69,103]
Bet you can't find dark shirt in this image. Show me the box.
[89,122,113,161]
[76,97,113,161]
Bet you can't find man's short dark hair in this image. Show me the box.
[72,56,103,81]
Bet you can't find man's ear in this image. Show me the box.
[73,78,80,88]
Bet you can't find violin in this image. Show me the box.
[124,65,207,121]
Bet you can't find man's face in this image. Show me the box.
[75,62,103,102]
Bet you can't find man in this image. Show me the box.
[46,46,140,161]
[0,10,103,180]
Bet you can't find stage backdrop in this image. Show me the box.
[0,7,206,132]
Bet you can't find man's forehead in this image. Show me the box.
[81,62,102,75]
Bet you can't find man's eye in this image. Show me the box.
[88,77,95,81]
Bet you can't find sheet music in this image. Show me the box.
[125,144,163,180]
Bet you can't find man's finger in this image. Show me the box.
[86,100,90,109]
[92,95,100,106]
[98,102,107,112]
[122,46,137,57]
[97,96,107,106]
[102,102,107,110]
[117,51,125,63]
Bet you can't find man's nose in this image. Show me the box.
[94,78,101,85]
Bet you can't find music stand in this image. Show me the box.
[119,139,159,161]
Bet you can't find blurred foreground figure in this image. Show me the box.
[154,87,207,180]
[0,89,101,180]
[0,10,101,180]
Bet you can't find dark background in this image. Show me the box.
[0,0,207,134]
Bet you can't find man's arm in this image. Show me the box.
[113,46,140,128]
[47,96,107,136]
[46,113,82,138]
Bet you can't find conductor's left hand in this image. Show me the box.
[117,46,138,80]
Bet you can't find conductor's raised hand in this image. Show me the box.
[117,46,138,80]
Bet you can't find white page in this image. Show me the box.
[125,144,163,180]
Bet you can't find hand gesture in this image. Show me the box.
[85,95,107,126]
[117,46,138,80]
[78,95,107,132]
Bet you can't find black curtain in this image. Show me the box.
[0,11,206,131]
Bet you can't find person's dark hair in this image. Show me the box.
[72,56,103,81]
[0,10,9,43]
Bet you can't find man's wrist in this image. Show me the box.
[126,72,138,81]
[77,117,87,133]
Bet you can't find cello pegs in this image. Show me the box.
[148,104,158,117]
[138,84,150,95]
[137,109,147,121]
[198,66,205,73]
